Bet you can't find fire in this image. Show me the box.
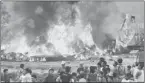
[46,9,104,59]
[1,2,105,60]
[2,36,30,54]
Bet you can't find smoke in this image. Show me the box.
[78,1,120,48]
[12,1,59,45]
[3,1,143,57]
[1,1,118,55]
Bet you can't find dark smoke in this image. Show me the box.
[78,1,119,48]
[13,1,60,45]
[4,1,119,48]
[12,1,81,46]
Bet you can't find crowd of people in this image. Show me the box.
[1,57,144,83]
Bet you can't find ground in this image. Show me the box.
[1,54,137,73]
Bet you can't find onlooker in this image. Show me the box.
[70,72,77,83]
[43,68,55,82]
[131,62,139,79]
[3,69,10,83]
[16,64,25,79]
[112,71,118,82]
[84,66,89,75]
[97,71,107,82]
[126,65,132,75]
[77,69,85,81]
[107,72,114,82]
[58,61,66,74]
[134,63,144,82]
[112,61,118,76]
[19,70,25,82]
[100,61,106,72]
[60,66,72,82]
[112,61,119,82]
[105,67,111,82]
[121,73,133,82]
[117,58,126,82]
[23,68,32,82]
[56,71,64,83]
[77,62,84,74]
[32,74,37,83]
[98,57,105,65]
[100,61,108,78]
[97,62,101,73]
[87,66,97,82]
[78,73,87,82]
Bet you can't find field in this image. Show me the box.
[1,55,137,72]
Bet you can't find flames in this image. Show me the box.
[47,5,103,58]
[4,1,144,59]
[1,2,104,59]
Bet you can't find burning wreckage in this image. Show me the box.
[1,2,144,62]
[1,14,143,62]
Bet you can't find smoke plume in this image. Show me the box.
[1,1,144,57]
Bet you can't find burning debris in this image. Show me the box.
[1,1,144,60]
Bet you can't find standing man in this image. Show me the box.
[16,64,25,80]
[43,68,55,82]
[134,62,144,82]
[58,61,66,74]
[3,69,10,83]
[77,62,85,74]
[60,66,72,82]
[117,58,126,82]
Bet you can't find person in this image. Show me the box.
[16,64,25,80]
[56,71,64,83]
[3,69,10,83]
[134,62,144,82]
[112,61,118,75]
[100,61,106,72]
[111,61,118,82]
[117,58,126,82]
[87,66,97,82]
[112,71,118,82]
[126,65,132,76]
[32,74,37,83]
[121,73,133,82]
[22,68,32,82]
[60,66,72,82]
[131,16,135,23]
[97,71,107,82]
[131,62,139,79]
[78,73,87,82]
[97,62,101,73]
[77,69,85,81]
[100,61,108,79]
[43,68,55,82]
[84,66,89,75]
[70,72,77,83]
[58,61,66,74]
[19,71,25,82]
[98,57,106,67]
[77,62,84,74]
[106,67,111,80]
[107,71,114,82]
